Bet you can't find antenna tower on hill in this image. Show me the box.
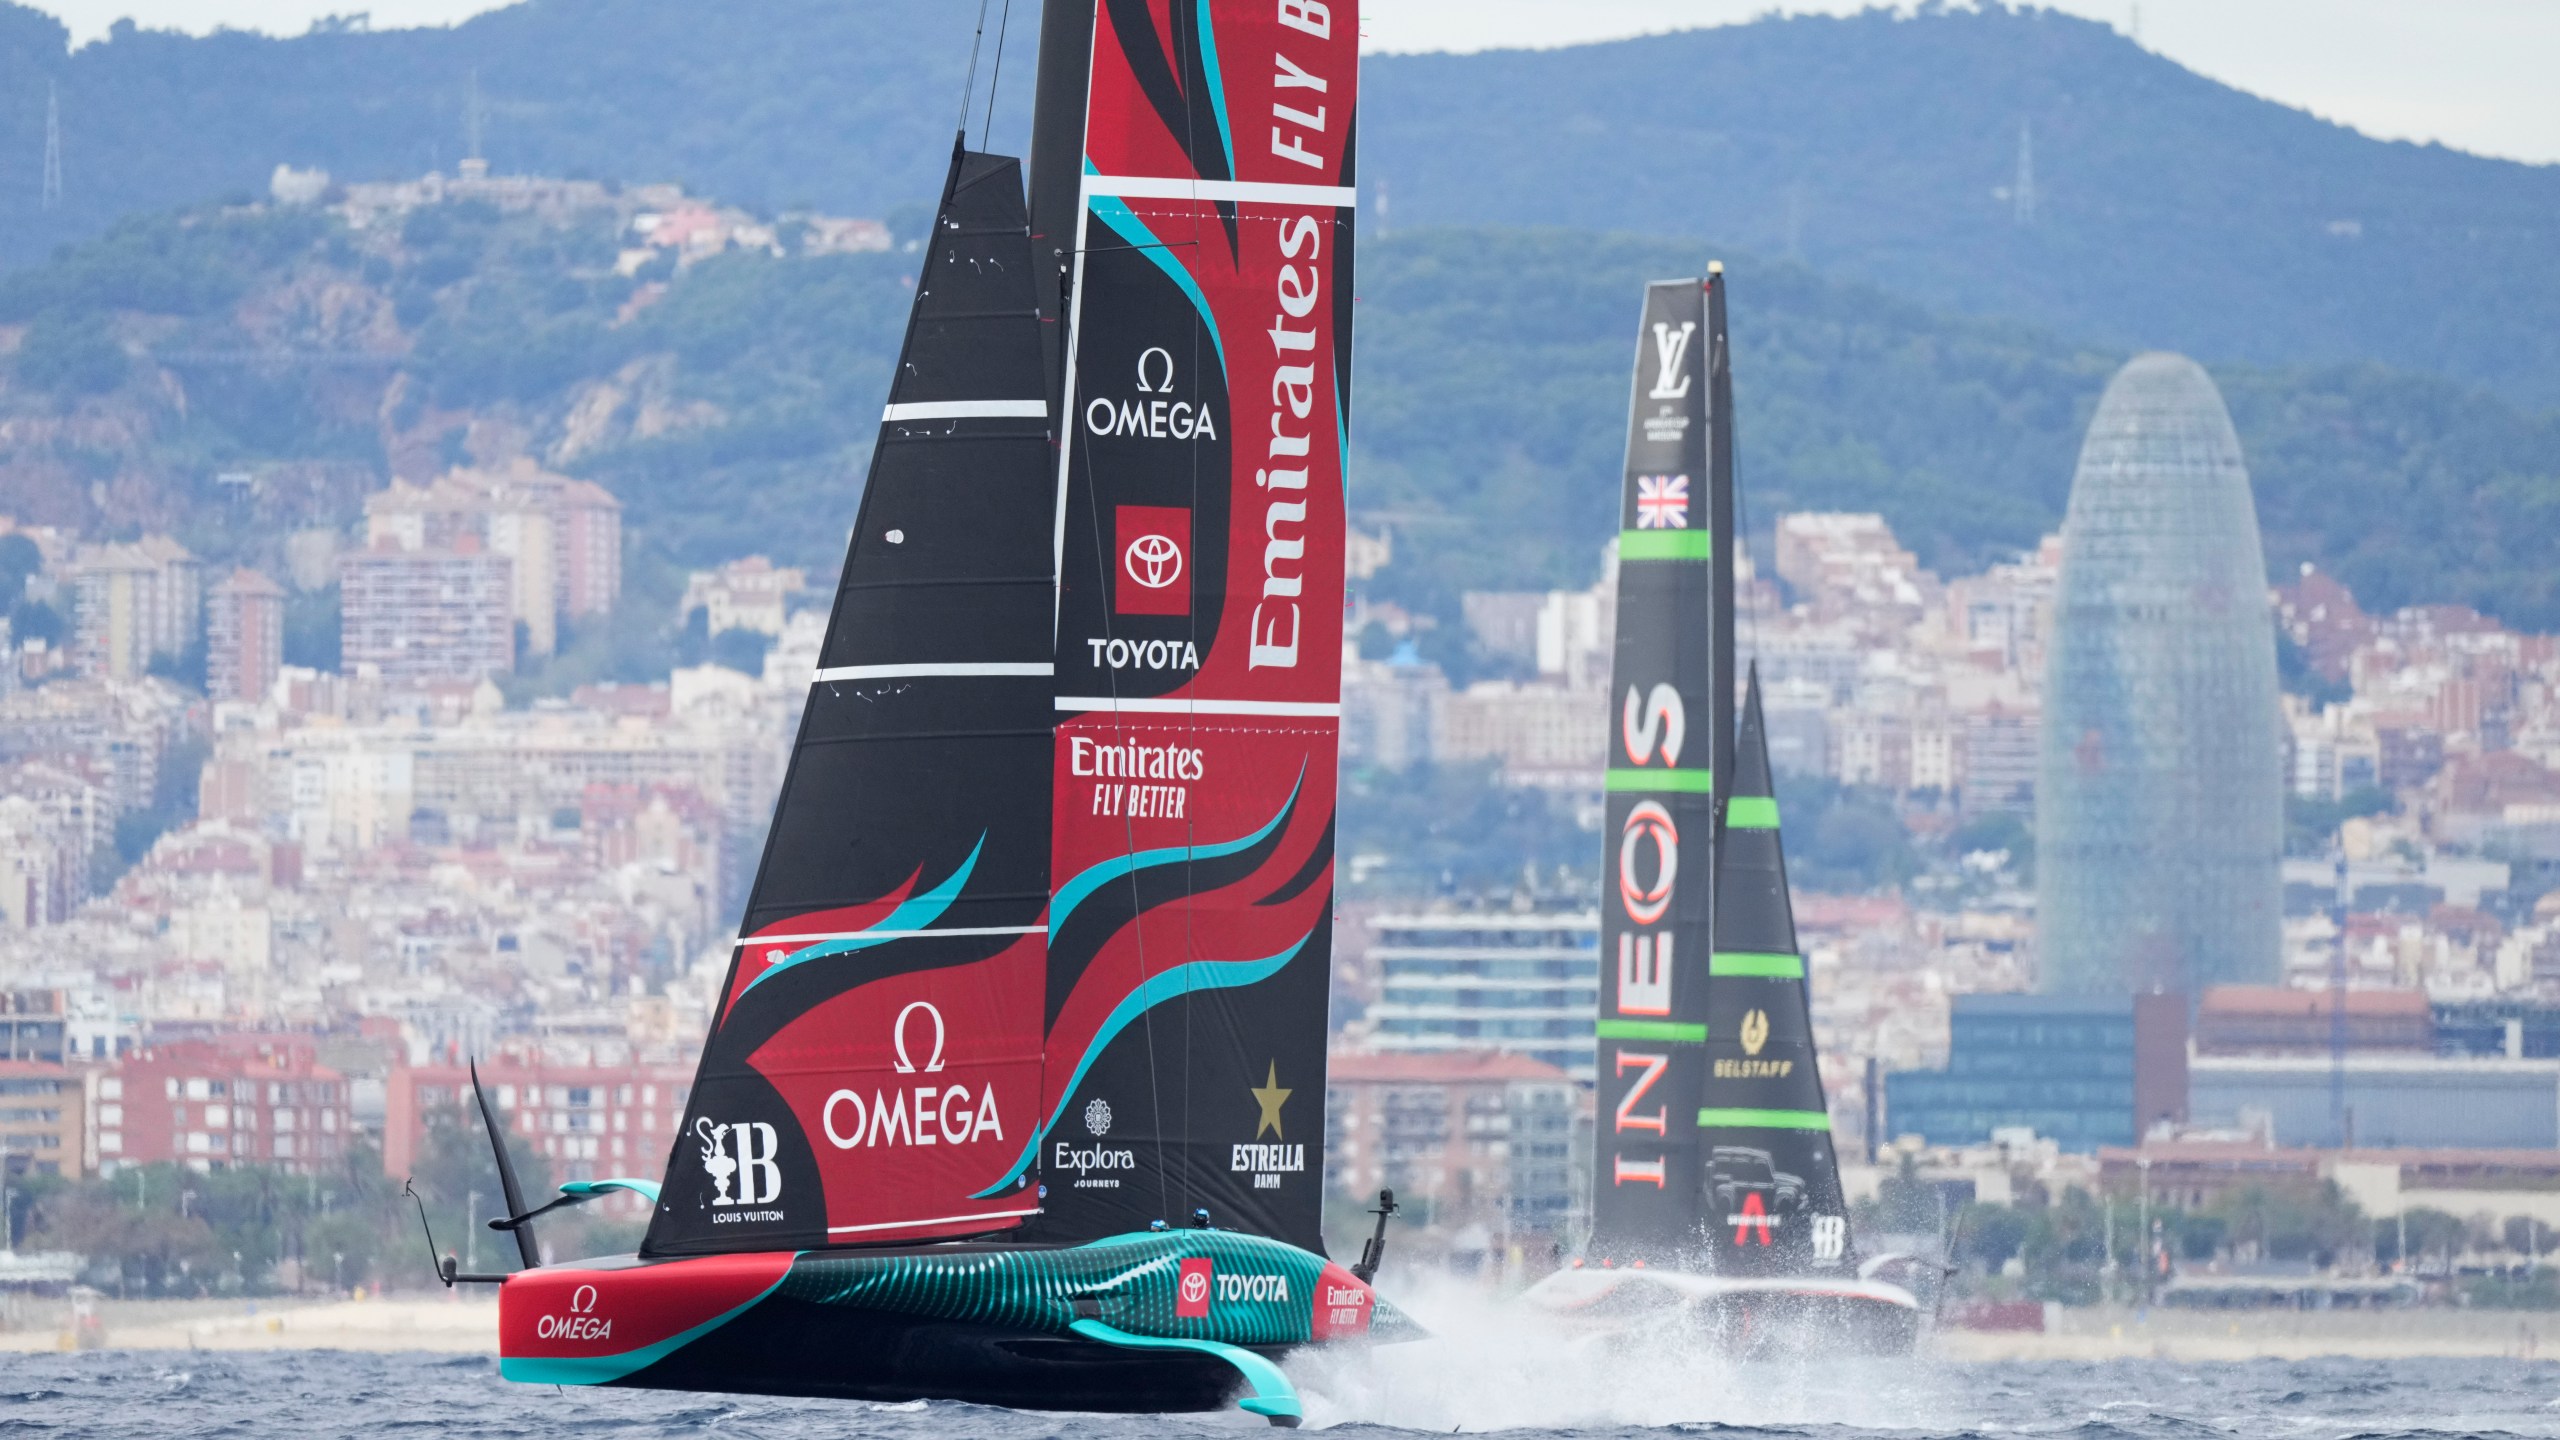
[41,81,62,211]
[2013,118,2036,227]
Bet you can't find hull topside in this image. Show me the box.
[499,1230,1410,1417]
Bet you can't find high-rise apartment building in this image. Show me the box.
[2038,353,2282,995]
[360,461,623,661]
[206,568,285,703]
[339,542,514,685]
[68,537,199,679]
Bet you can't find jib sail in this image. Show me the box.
[1698,669,1854,1275]
[1592,278,1718,1259]
[1010,0,1359,1251]
[643,143,1057,1256]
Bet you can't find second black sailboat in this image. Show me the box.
[1523,266,1921,1355]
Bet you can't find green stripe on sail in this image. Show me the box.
[1710,951,1804,978]
[1605,768,1713,794]
[1725,795,1780,829]
[1597,1019,1707,1043]
[1697,1107,1832,1130]
[1618,529,1714,561]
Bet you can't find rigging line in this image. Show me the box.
[980,0,1016,153]
[1073,376,1175,1226]
[956,0,994,140]
[1172,8,1203,1219]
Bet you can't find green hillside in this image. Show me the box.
[5,203,2557,640]
[3,3,2559,405]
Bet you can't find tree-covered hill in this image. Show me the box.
[1353,229,2560,628]
[6,200,2554,636]
[2,3,2558,404]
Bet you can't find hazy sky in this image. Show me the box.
[27,0,2560,166]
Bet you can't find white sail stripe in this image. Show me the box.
[734,925,1045,947]
[880,399,1048,422]
[827,1205,1043,1236]
[1054,695,1341,717]
[812,662,1054,682]
[1084,174,1357,208]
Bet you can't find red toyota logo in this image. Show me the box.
[1176,1257,1213,1317]
[1114,506,1191,616]
[1124,532,1183,590]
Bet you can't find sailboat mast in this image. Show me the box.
[1707,263,1737,806]
[1026,0,1096,415]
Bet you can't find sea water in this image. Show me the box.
[2,1346,2557,1438]
[12,1280,2560,1440]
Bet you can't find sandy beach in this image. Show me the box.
[0,1294,499,1354]
[1931,1304,2560,1362]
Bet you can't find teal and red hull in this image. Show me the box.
[500,1232,1411,1417]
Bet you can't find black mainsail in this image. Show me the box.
[1593,279,1718,1257]
[644,140,1056,1256]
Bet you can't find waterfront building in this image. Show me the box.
[1324,1050,1583,1241]
[1884,992,2188,1152]
[1364,910,1600,1081]
[2038,353,2283,995]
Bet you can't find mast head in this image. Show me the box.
[1708,260,1724,276]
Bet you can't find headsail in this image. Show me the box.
[1024,0,1359,1251]
[643,143,1056,1256]
[1592,279,1719,1258]
[1698,669,1854,1274]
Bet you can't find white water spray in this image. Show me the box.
[1286,1270,1978,1432]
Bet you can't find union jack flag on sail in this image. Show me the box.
[1635,474,1690,529]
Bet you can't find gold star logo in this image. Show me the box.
[1250,1061,1291,1139]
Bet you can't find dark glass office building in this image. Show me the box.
[1885,993,2188,1152]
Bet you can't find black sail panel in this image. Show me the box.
[643,145,1056,1257]
[1699,670,1854,1275]
[1592,279,1717,1259]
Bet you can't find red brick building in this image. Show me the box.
[103,1036,352,1172]
[384,1059,695,1215]
[1325,1050,1581,1237]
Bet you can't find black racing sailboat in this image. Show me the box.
[435,1,1413,1423]
[1524,267,1920,1354]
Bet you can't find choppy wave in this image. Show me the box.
[0,1310,2557,1438]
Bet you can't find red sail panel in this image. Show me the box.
[1028,0,1357,1250]
[641,147,1055,1256]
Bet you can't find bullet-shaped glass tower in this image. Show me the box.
[2038,352,2282,996]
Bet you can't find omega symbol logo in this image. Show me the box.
[892,1001,947,1074]
[1134,347,1176,394]
[569,1284,598,1314]
[1740,1008,1770,1056]
[1124,533,1184,590]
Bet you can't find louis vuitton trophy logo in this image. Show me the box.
[696,1116,783,1207]
[1648,320,1697,399]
